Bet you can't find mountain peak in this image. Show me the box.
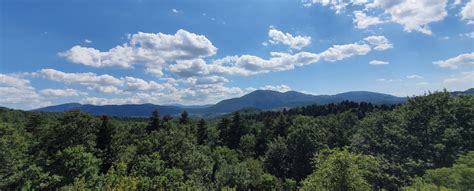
[32,90,415,117]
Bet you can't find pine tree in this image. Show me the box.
[197,119,207,145]
[217,118,231,146]
[97,115,113,173]
[274,113,289,137]
[25,112,43,134]
[228,112,243,149]
[179,110,189,124]
[147,110,161,132]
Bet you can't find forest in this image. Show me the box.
[0,91,473,190]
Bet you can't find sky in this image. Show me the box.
[0,0,473,109]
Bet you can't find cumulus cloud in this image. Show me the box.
[302,0,368,14]
[84,39,92,43]
[433,52,474,69]
[34,69,167,94]
[259,84,291,92]
[60,29,217,76]
[40,88,83,97]
[461,0,474,23]
[0,74,50,109]
[268,28,312,49]
[35,69,123,93]
[353,10,384,29]
[80,83,245,106]
[369,60,389,65]
[305,0,449,35]
[319,43,371,62]
[368,0,448,35]
[53,33,393,106]
[168,35,389,79]
[364,36,393,51]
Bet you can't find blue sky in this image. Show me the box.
[0,0,473,109]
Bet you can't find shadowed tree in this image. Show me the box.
[197,119,207,145]
[25,112,43,134]
[179,111,189,124]
[228,112,243,149]
[96,115,114,174]
[146,110,162,132]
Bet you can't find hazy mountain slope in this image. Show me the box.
[32,90,415,117]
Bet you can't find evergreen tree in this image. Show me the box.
[196,119,207,145]
[179,110,189,124]
[146,110,161,132]
[25,112,43,134]
[217,118,231,146]
[228,112,243,149]
[96,115,114,174]
[274,113,289,137]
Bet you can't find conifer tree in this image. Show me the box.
[147,110,161,132]
[179,110,189,124]
[197,119,207,145]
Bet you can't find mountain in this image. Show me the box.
[33,103,184,117]
[201,90,406,115]
[33,90,411,117]
[451,88,474,96]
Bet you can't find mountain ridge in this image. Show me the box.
[32,89,472,117]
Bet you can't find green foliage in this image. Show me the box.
[287,115,328,181]
[52,146,100,187]
[301,148,378,191]
[0,92,472,190]
[404,151,474,190]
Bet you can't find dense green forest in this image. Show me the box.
[1,91,473,190]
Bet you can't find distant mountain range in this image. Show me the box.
[32,88,473,117]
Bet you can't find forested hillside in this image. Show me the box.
[1,92,473,190]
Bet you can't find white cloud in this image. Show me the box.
[433,52,474,69]
[302,0,369,14]
[369,60,389,65]
[0,73,31,88]
[80,83,245,106]
[461,0,474,22]
[305,0,449,35]
[461,32,474,38]
[60,29,217,76]
[84,39,92,43]
[172,9,183,14]
[35,69,123,93]
[319,43,371,62]
[364,36,393,51]
[123,76,164,91]
[184,35,390,76]
[453,0,462,6]
[353,10,384,29]
[53,34,392,106]
[368,0,448,35]
[406,75,423,79]
[0,74,50,109]
[35,69,166,94]
[268,28,311,49]
[376,78,402,82]
[259,84,291,92]
[40,88,83,97]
